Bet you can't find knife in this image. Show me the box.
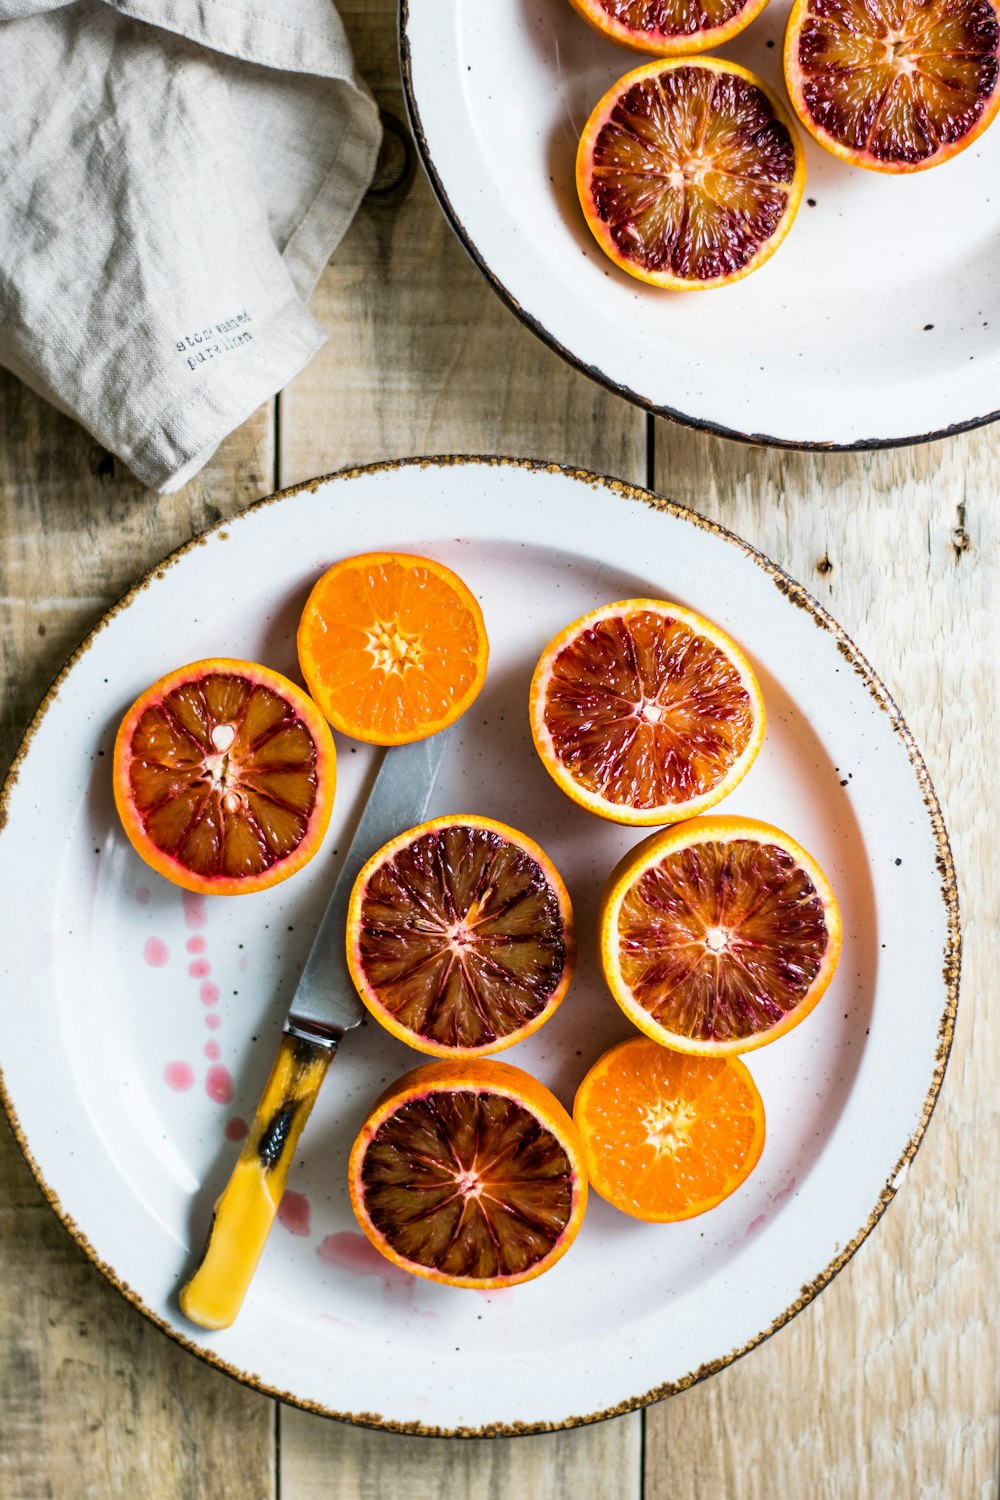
[178,731,449,1330]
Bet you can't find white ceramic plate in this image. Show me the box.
[0,459,957,1434]
[400,0,1000,448]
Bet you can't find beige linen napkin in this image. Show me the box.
[0,0,381,491]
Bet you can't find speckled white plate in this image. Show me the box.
[401,0,1000,448]
[0,459,957,1434]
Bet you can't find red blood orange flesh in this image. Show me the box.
[784,0,1000,171]
[348,1059,588,1287]
[114,659,336,895]
[577,59,806,290]
[567,0,773,56]
[347,816,575,1056]
[529,600,765,825]
[600,816,842,1053]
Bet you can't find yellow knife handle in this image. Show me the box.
[179,1031,332,1330]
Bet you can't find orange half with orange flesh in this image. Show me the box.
[297,551,489,745]
[349,1059,588,1288]
[113,658,336,896]
[574,1037,766,1221]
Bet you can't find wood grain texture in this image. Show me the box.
[0,369,278,1498]
[644,429,999,1500]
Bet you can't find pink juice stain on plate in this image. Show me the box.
[188,958,211,979]
[135,886,150,906]
[205,1012,221,1031]
[144,937,169,967]
[186,935,207,955]
[200,981,219,1006]
[277,1191,311,1237]
[205,1064,233,1105]
[204,1039,221,1061]
[164,1061,194,1092]
[317,1232,413,1293]
[225,1117,249,1142]
[182,891,207,930]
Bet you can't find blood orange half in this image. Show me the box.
[577,59,805,291]
[113,659,336,896]
[567,0,773,56]
[600,816,842,1053]
[574,1037,766,1221]
[529,599,765,825]
[348,1059,588,1288]
[346,816,575,1056]
[785,0,1000,172]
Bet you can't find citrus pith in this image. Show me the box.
[349,1059,588,1288]
[113,659,335,896]
[574,1037,766,1221]
[600,815,841,1053]
[529,599,765,825]
[346,815,575,1056]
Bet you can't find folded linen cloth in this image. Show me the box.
[0,0,381,491]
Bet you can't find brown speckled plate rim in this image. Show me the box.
[0,456,960,1438]
[396,1,1000,452]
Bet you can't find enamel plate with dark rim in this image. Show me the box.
[0,460,957,1433]
[400,0,1000,448]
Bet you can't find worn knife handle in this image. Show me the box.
[179,1032,333,1330]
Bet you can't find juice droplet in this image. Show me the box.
[205,1012,221,1031]
[182,892,207,930]
[188,959,211,979]
[316,1232,413,1290]
[144,937,169,967]
[204,1039,221,1061]
[135,886,150,906]
[164,1061,194,1091]
[205,1064,233,1105]
[277,1191,312,1237]
[225,1117,249,1142]
[186,935,207,954]
[200,981,219,1007]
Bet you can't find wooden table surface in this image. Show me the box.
[1,4,996,1496]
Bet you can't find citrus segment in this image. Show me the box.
[574,1037,765,1220]
[347,816,575,1056]
[567,0,773,55]
[297,552,489,745]
[113,659,335,896]
[784,0,1000,171]
[577,60,805,290]
[600,816,841,1053]
[348,1059,588,1287]
[529,599,764,825]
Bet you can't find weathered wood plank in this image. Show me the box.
[0,369,278,1498]
[644,427,998,1498]
[280,1411,641,1500]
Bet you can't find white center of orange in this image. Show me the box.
[455,1169,483,1199]
[211,722,236,751]
[642,1099,697,1158]
[369,622,421,675]
[704,925,731,954]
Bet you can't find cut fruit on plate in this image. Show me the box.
[348,1059,588,1288]
[784,0,1000,172]
[574,1036,766,1221]
[567,0,773,56]
[113,659,336,896]
[600,815,842,1053]
[297,551,489,745]
[576,59,805,291]
[346,815,575,1056]
[529,598,765,825]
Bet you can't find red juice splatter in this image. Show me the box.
[746,1214,767,1236]
[277,1191,311,1237]
[189,958,211,979]
[164,1061,194,1091]
[182,891,207,929]
[204,1039,221,1061]
[205,1065,233,1105]
[316,1232,413,1291]
[772,1177,797,1207]
[186,935,206,955]
[205,1013,221,1031]
[225,1117,249,1142]
[144,937,169,967]
[200,981,219,1006]
[135,886,150,906]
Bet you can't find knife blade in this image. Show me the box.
[178,731,450,1330]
